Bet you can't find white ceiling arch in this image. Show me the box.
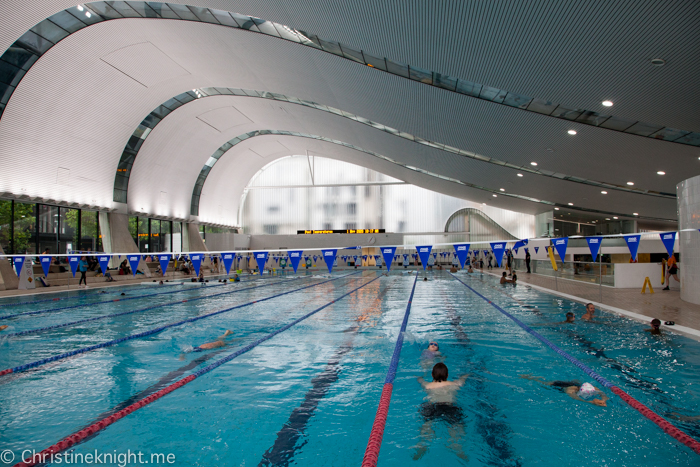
[0,6,697,225]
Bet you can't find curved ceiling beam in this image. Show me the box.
[116,87,675,206]
[1,2,699,150]
[193,129,674,223]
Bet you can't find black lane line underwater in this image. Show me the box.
[0,273,361,378]
[469,273,700,439]
[4,276,305,338]
[439,280,523,467]
[0,273,280,321]
[258,276,400,467]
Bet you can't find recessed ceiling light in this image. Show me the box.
[499,188,505,192]
[613,216,618,219]
[554,207,560,210]
[568,203,574,206]
[633,213,639,216]
[567,130,577,135]
[517,173,523,177]
[85,11,91,17]
[77,4,84,10]
[650,58,665,66]
[602,100,613,107]
[605,218,610,220]
[531,162,538,166]
[657,171,665,175]
[601,191,607,194]
[627,182,634,186]
[482,203,486,205]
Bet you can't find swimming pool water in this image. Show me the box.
[1,270,699,466]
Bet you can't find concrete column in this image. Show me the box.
[678,175,700,304]
[187,223,207,252]
[0,243,18,290]
[106,212,151,277]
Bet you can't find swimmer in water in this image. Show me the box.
[500,271,508,284]
[560,312,575,324]
[413,363,469,461]
[421,342,441,361]
[521,375,609,407]
[582,303,596,321]
[423,277,428,281]
[179,330,236,360]
[0,325,8,331]
[645,318,662,335]
[467,265,474,273]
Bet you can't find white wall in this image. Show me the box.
[249,233,404,251]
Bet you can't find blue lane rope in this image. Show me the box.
[0,274,276,321]
[4,276,308,338]
[3,272,360,375]
[449,273,614,387]
[384,274,418,384]
[193,274,382,377]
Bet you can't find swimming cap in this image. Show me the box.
[577,383,597,400]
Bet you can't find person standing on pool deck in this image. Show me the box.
[78,256,89,287]
[521,375,609,407]
[525,250,531,273]
[414,363,469,460]
[663,254,679,290]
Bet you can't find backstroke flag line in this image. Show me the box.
[382,247,397,271]
[453,244,470,269]
[416,245,432,270]
[288,251,303,273]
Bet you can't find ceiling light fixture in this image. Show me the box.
[567,130,577,135]
[77,4,84,10]
[627,182,634,185]
[613,216,618,219]
[605,218,610,220]
[517,173,523,177]
[633,213,639,216]
[602,100,613,107]
[499,188,505,192]
[650,58,665,66]
[601,191,607,194]
[493,194,497,197]
[85,11,91,17]
[530,162,538,166]
[657,171,665,175]
[568,203,574,206]
[554,208,560,210]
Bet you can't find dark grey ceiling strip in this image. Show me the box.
[0,1,698,148]
[188,129,674,223]
[113,87,675,206]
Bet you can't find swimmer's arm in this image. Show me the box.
[417,377,428,389]
[455,374,469,387]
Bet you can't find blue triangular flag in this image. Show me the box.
[40,255,52,277]
[288,251,303,273]
[190,253,203,276]
[157,254,171,275]
[382,247,397,271]
[69,255,81,277]
[13,256,24,277]
[432,253,437,258]
[624,235,641,261]
[98,255,111,275]
[585,237,602,261]
[534,247,539,254]
[659,232,676,257]
[490,242,507,267]
[222,253,235,274]
[553,238,569,262]
[254,252,268,271]
[416,245,432,270]
[363,255,368,261]
[127,254,141,276]
[321,249,337,273]
[453,244,470,268]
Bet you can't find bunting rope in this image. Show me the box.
[0,273,359,378]
[13,273,382,467]
[362,274,418,467]
[449,273,700,455]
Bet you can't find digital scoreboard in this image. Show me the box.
[297,229,385,234]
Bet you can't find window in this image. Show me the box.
[347,203,357,215]
[263,224,278,234]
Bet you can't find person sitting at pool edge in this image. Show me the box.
[521,375,609,407]
[414,363,469,461]
[645,318,662,335]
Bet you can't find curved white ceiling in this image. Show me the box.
[1,3,698,225]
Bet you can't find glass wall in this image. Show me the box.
[129,216,177,253]
[13,202,37,254]
[241,156,535,239]
[0,200,11,253]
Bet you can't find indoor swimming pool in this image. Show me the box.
[1,270,699,466]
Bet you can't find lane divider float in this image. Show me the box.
[362,274,418,467]
[13,273,381,467]
[449,273,700,455]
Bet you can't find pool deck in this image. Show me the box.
[482,270,700,341]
